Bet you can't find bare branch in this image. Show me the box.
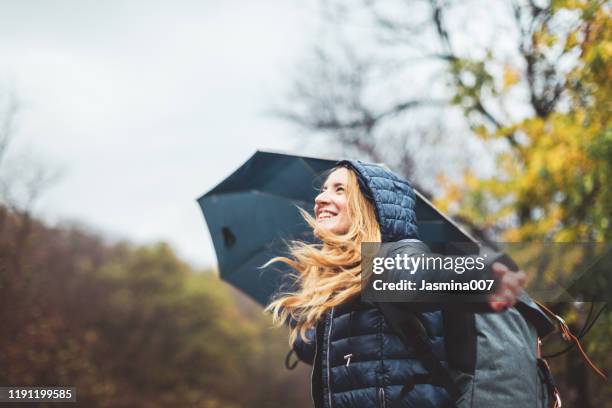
[0,90,62,217]
[0,92,18,168]
[274,98,446,135]
[428,0,509,136]
[513,0,567,118]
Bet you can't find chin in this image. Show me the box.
[316,221,335,231]
[317,224,348,236]
[315,220,336,232]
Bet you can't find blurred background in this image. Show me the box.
[0,0,609,407]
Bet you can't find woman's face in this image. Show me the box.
[314,167,352,235]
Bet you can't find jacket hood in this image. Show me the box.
[336,159,419,242]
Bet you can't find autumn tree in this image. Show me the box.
[0,212,312,407]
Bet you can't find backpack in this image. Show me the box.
[374,239,561,408]
[378,301,559,408]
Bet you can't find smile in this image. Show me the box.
[317,210,337,220]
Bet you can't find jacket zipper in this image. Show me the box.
[377,387,386,408]
[310,323,319,407]
[326,307,335,408]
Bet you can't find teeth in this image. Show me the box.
[318,211,336,220]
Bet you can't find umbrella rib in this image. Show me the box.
[297,157,326,178]
[206,188,314,208]
[251,190,313,208]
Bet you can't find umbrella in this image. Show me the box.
[197,150,479,307]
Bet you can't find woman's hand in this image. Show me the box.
[488,262,527,312]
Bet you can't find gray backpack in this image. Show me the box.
[376,239,560,408]
[378,300,559,408]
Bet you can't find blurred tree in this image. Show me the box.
[0,211,311,407]
[434,0,610,243]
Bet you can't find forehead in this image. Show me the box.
[324,167,349,185]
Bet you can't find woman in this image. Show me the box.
[265,160,526,408]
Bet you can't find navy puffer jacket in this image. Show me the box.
[293,160,454,408]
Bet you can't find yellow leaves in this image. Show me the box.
[564,31,579,51]
[500,204,563,241]
[603,41,612,59]
[472,124,490,140]
[576,3,612,96]
[433,2,611,242]
[552,0,589,11]
[463,168,479,190]
[584,172,595,193]
[433,173,461,214]
[502,65,521,91]
[554,225,590,242]
[440,107,605,240]
[533,28,559,49]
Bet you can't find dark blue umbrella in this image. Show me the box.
[197,150,478,306]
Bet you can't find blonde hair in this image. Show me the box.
[264,166,381,347]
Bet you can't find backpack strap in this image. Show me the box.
[377,302,461,405]
[375,238,460,404]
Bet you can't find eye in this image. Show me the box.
[336,186,345,193]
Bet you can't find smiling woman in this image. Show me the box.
[264,162,465,408]
[263,160,539,408]
[314,167,352,235]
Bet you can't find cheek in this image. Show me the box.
[338,201,351,224]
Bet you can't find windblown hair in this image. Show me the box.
[264,165,381,347]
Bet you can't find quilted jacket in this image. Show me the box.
[292,160,455,408]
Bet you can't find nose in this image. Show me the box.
[314,190,332,209]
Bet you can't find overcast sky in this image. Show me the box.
[0,0,325,268]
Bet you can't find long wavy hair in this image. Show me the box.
[264,165,381,346]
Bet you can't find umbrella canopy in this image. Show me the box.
[198,150,478,306]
